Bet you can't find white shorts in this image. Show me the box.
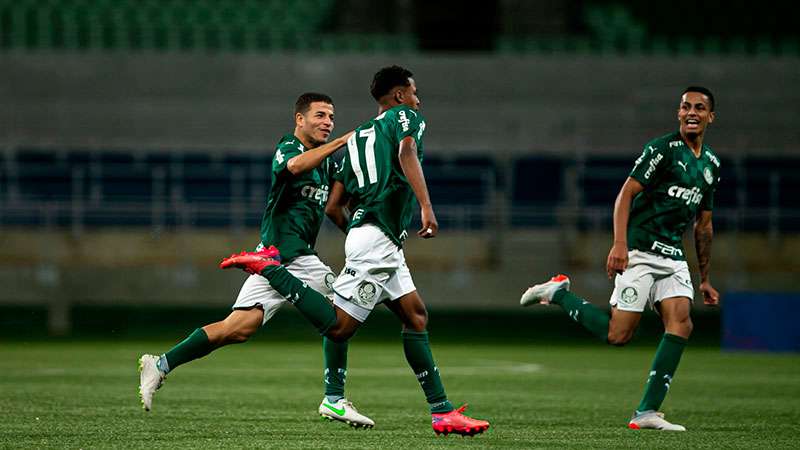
[609,250,694,313]
[232,254,336,325]
[332,224,416,322]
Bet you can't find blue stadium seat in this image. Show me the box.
[511,156,564,227]
[580,156,631,206]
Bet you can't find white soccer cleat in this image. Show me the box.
[628,411,686,431]
[318,398,375,429]
[520,274,571,306]
[138,354,166,411]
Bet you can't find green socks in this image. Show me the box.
[636,333,687,413]
[261,265,337,334]
[162,328,213,373]
[402,330,454,414]
[323,337,348,402]
[552,289,610,342]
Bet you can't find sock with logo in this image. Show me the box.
[402,330,454,414]
[636,333,687,413]
[260,265,336,334]
[552,289,610,342]
[162,328,213,373]
[323,337,347,403]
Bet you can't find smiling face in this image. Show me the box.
[678,91,714,139]
[295,101,334,147]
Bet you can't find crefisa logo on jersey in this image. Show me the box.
[301,184,329,206]
[398,110,410,132]
[667,185,703,206]
[644,153,663,179]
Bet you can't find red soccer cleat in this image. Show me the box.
[219,246,281,275]
[431,404,490,437]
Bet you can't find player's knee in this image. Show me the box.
[326,325,355,343]
[607,330,633,346]
[667,315,693,338]
[401,308,428,332]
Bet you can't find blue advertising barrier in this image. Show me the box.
[722,292,800,352]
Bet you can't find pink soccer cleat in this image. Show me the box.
[219,245,281,275]
[431,404,490,437]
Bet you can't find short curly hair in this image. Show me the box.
[370,65,413,101]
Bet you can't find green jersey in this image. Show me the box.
[259,134,335,263]
[334,105,426,247]
[627,131,721,260]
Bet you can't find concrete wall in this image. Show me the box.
[2,227,796,310]
[2,53,798,155]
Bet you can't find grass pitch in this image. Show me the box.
[1,339,798,449]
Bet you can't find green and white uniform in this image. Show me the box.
[610,132,721,312]
[233,134,337,324]
[332,105,426,321]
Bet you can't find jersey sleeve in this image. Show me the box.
[394,107,426,146]
[271,143,302,177]
[629,141,669,188]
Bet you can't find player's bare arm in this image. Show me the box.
[286,131,353,176]
[694,210,720,306]
[607,177,645,278]
[324,180,350,233]
[397,136,437,238]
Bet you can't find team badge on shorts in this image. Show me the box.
[324,272,336,290]
[355,281,377,306]
[703,167,714,185]
[620,287,638,305]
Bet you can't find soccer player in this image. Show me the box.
[520,87,721,431]
[220,66,490,437]
[138,93,375,428]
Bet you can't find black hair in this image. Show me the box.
[683,86,715,111]
[295,92,334,115]
[370,65,413,101]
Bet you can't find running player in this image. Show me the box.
[521,86,721,431]
[138,93,374,428]
[220,66,490,437]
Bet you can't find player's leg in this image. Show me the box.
[521,275,612,341]
[521,253,651,344]
[386,282,489,436]
[607,308,642,345]
[137,307,264,411]
[139,270,286,411]
[222,253,365,341]
[287,256,374,429]
[629,296,691,431]
[629,259,693,431]
[385,291,452,412]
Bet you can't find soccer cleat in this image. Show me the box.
[219,246,281,275]
[628,411,686,431]
[254,245,281,261]
[318,398,375,429]
[431,404,490,437]
[520,274,570,306]
[138,354,166,412]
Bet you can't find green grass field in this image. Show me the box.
[1,340,798,449]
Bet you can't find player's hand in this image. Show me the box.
[418,206,438,238]
[335,131,354,146]
[699,281,720,306]
[606,242,628,279]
